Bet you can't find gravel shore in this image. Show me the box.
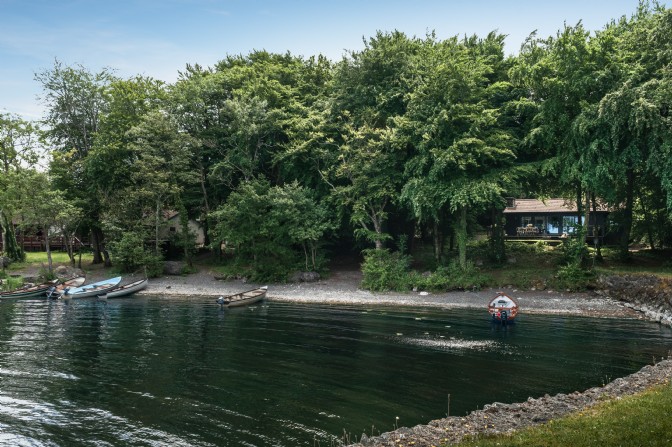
[134,267,642,320]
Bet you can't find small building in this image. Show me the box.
[161,211,206,248]
[503,198,609,240]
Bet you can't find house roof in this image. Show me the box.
[503,198,608,214]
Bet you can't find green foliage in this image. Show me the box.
[0,275,23,292]
[108,231,164,277]
[411,261,490,292]
[559,231,589,267]
[210,179,333,281]
[360,249,412,292]
[553,262,597,291]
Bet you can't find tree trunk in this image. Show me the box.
[103,249,111,267]
[619,168,635,260]
[155,200,161,256]
[200,164,211,248]
[456,206,468,269]
[639,193,655,250]
[45,234,53,276]
[91,228,103,264]
[178,198,192,267]
[432,220,442,263]
[592,195,603,261]
[576,183,583,223]
[1,211,24,262]
[489,206,506,264]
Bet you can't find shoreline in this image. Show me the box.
[136,269,644,320]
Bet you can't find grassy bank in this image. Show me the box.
[449,382,672,447]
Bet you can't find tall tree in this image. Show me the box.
[36,60,116,264]
[402,33,516,267]
[0,113,40,261]
[326,31,421,249]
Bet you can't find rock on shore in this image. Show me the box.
[350,359,672,446]
[597,274,672,326]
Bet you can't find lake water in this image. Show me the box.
[0,297,670,446]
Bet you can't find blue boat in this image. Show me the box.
[61,276,122,299]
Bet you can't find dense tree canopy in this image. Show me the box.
[3,2,672,282]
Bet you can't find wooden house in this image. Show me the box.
[503,198,609,241]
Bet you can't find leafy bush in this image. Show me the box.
[412,260,490,292]
[361,249,412,292]
[0,275,23,292]
[560,230,589,266]
[552,262,596,291]
[108,232,164,277]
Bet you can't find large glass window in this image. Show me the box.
[547,216,561,234]
[562,215,583,233]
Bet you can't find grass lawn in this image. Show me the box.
[451,382,672,447]
[3,251,94,273]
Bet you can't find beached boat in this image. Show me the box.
[46,276,86,299]
[61,276,122,299]
[0,279,58,299]
[216,286,267,308]
[99,278,148,299]
[488,292,519,323]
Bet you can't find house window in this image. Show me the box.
[562,216,583,233]
[547,216,561,234]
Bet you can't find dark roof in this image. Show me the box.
[503,199,608,214]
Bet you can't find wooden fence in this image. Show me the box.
[0,236,90,252]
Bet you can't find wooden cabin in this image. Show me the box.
[503,198,609,241]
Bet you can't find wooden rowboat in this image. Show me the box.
[216,286,267,308]
[99,278,148,299]
[0,279,58,299]
[61,276,122,299]
[46,276,86,299]
[488,292,519,324]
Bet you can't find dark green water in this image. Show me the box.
[0,297,670,446]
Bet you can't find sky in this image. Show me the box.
[0,0,662,120]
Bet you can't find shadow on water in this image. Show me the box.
[0,298,670,446]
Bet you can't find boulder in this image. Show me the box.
[0,256,10,269]
[54,265,70,276]
[163,261,185,275]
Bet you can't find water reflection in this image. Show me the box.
[0,298,670,446]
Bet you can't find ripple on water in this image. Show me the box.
[401,336,500,351]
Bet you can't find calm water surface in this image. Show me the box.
[0,297,670,446]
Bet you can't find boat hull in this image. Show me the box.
[0,280,58,299]
[104,278,148,299]
[217,287,267,308]
[62,277,122,299]
[488,292,519,323]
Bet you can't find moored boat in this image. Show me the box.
[0,280,58,299]
[46,276,86,299]
[216,286,267,308]
[61,276,122,299]
[488,292,519,323]
[99,278,148,299]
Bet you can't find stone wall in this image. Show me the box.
[596,274,672,327]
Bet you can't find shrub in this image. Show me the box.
[552,262,596,291]
[108,232,164,276]
[361,249,412,292]
[412,260,490,292]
